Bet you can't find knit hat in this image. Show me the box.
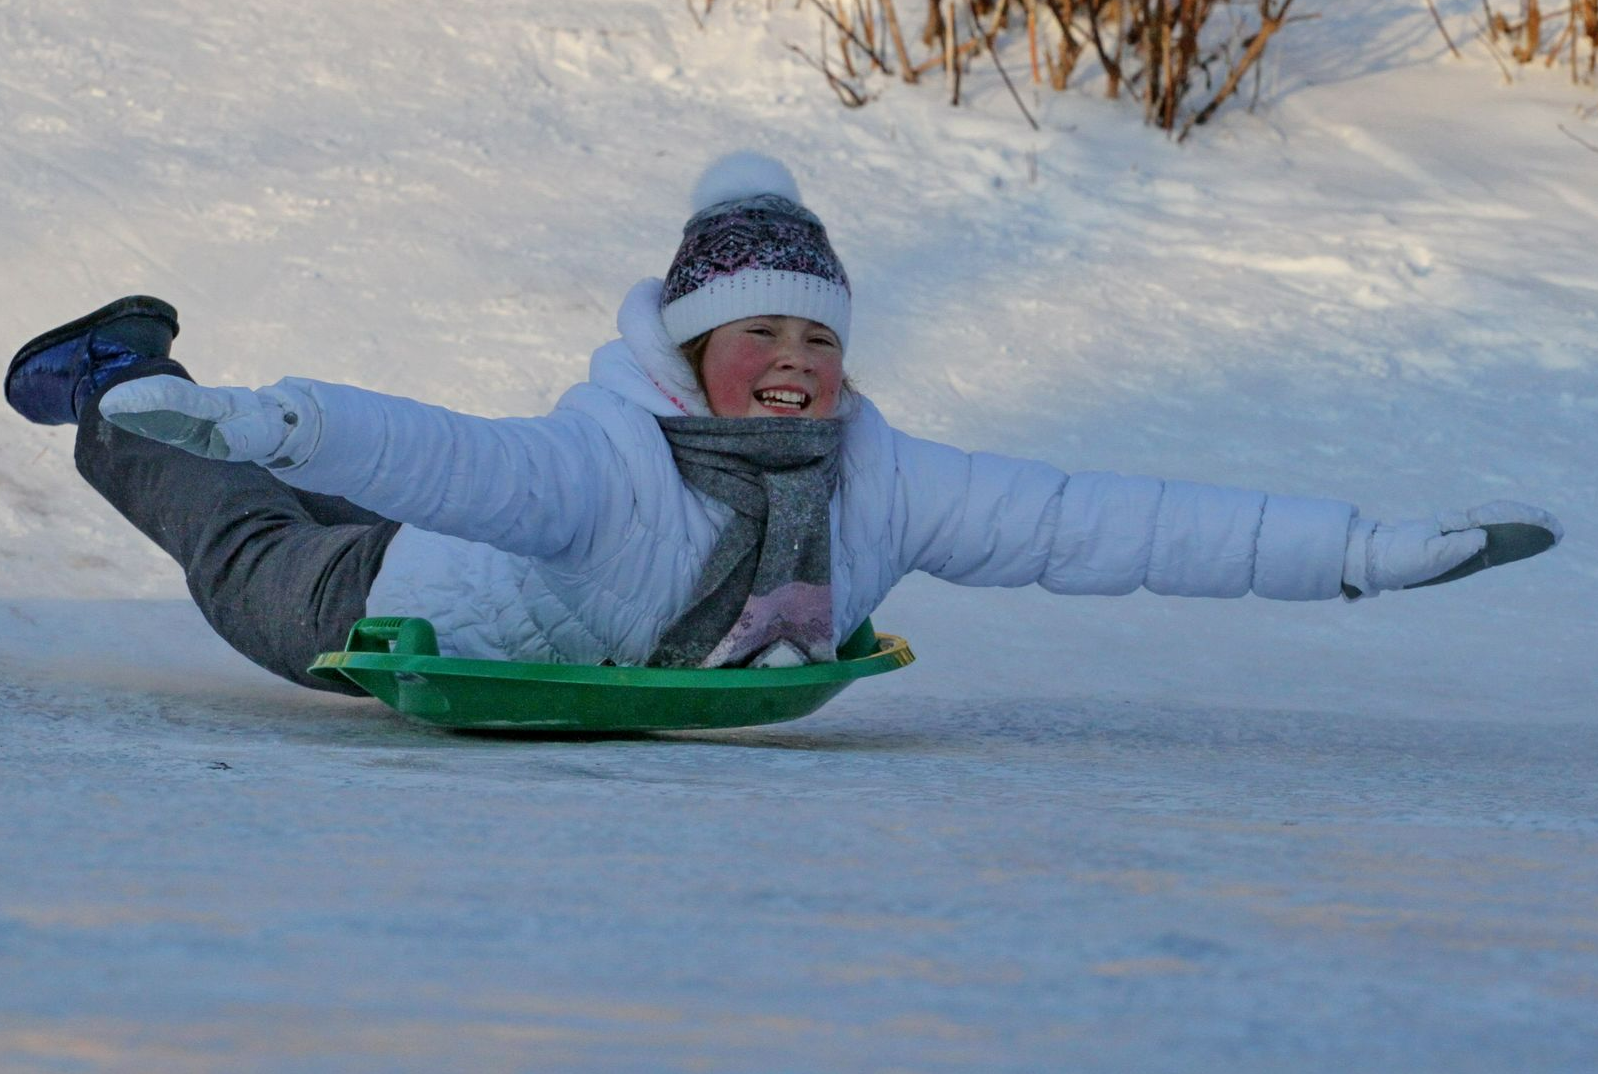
[660,153,851,352]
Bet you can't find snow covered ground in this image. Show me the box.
[1,0,1594,1069]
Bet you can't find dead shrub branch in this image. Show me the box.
[691,0,1312,139]
[1462,2,1598,84]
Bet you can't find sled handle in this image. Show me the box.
[343,617,441,657]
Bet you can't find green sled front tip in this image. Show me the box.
[309,617,914,733]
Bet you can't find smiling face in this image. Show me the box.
[697,316,845,419]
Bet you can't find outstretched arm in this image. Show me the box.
[98,374,625,560]
[889,431,1560,601]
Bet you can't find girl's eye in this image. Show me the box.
[810,336,838,349]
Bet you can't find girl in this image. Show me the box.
[4,154,1562,694]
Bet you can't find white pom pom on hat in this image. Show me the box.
[689,151,804,214]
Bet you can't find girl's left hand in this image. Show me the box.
[1342,501,1563,599]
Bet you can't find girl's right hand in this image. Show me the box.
[98,374,322,470]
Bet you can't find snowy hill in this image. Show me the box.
[1,1,1595,1070]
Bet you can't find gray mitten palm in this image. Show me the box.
[1343,501,1563,599]
[98,374,321,470]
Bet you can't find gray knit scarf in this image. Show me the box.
[650,416,844,668]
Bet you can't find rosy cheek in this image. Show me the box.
[704,345,762,415]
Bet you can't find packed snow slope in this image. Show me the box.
[1,1,1595,1071]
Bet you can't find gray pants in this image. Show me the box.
[76,362,400,693]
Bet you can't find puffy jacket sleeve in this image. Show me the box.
[890,429,1354,601]
[265,378,630,561]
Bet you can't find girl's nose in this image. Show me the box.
[775,347,813,373]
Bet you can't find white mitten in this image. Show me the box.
[99,375,322,469]
[1343,501,1563,599]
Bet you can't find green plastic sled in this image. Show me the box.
[309,616,915,732]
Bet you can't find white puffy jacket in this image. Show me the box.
[271,280,1356,663]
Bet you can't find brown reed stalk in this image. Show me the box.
[879,0,920,81]
[1513,0,1542,62]
[1179,0,1295,141]
[806,0,893,74]
[1025,0,1041,82]
[971,0,1041,127]
[1425,0,1463,57]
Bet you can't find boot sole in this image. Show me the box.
[6,295,180,408]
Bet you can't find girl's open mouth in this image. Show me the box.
[754,388,810,412]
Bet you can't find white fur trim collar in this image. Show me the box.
[615,278,712,416]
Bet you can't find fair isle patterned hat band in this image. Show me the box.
[661,192,851,349]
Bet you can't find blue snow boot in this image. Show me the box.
[6,295,180,425]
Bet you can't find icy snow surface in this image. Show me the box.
[1,1,1595,1070]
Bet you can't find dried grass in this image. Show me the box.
[737,0,1309,139]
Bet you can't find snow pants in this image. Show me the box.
[75,362,400,694]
